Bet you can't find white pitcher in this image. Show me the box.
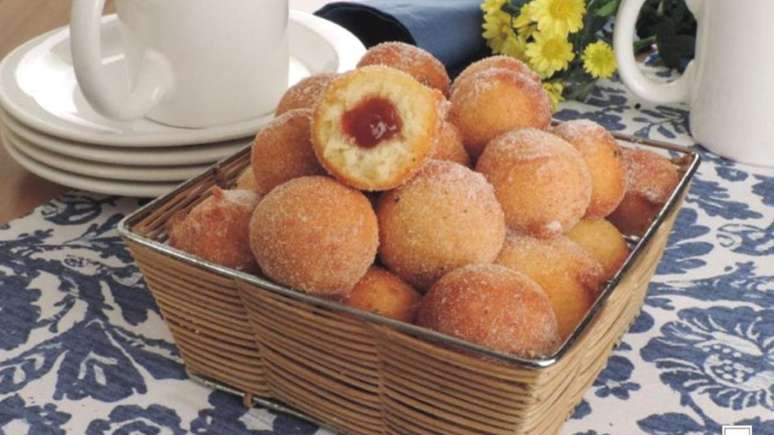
[614,0,774,167]
[70,0,289,128]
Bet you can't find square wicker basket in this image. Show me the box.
[118,132,699,435]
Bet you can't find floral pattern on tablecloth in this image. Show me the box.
[1,65,772,435]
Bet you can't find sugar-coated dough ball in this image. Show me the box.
[251,109,325,195]
[276,73,338,115]
[249,176,378,296]
[431,121,470,166]
[451,55,540,96]
[312,66,441,191]
[417,264,560,358]
[168,188,261,271]
[495,231,604,339]
[358,42,450,95]
[566,219,630,280]
[378,160,506,290]
[234,167,258,191]
[476,128,592,237]
[609,149,681,235]
[344,266,421,322]
[449,68,551,158]
[551,120,626,218]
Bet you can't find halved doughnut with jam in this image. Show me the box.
[311,65,441,191]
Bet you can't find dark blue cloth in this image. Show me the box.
[315,0,487,74]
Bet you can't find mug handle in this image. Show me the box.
[70,0,174,120]
[613,0,699,104]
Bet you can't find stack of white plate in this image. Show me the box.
[0,11,364,197]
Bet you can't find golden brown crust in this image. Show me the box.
[551,120,626,219]
[495,231,604,340]
[276,73,338,115]
[566,219,630,280]
[449,68,552,158]
[377,160,506,290]
[358,42,450,95]
[475,128,592,237]
[311,66,440,191]
[609,148,681,235]
[250,109,325,195]
[167,188,261,271]
[344,266,421,322]
[430,121,470,166]
[249,176,378,296]
[233,167,258,191]
[451,55,540,96]
[417,264,560,358]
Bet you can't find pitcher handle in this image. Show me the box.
[613,0,699,104]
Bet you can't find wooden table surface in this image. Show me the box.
[0,0,329,224]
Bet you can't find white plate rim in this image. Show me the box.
[2,131,178,197]
[0,11,364,147]
[3,126,212,182]
[0,108,252,166]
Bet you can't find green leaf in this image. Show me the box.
[595,0,621,17]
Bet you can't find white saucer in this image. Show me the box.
[0,11,364,147]
[1,109,251,166]
[2,131,178,197]
[2,125,210,182]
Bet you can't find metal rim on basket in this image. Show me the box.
[118,132,700,369]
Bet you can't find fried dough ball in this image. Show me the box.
[551,120,626,218]
[358,42,450,95]
[276,73,337,115]
[449,68,552,158]
[234,167,258,191]
[344,266,422,322]
[251,109,325,194]
[451,55,539,95]
[430,121,470,166]
[417,264,560,358]
[249,176,378,296]
[567,219,630,280]
[377,160,506,290]
[312,66,441,191]
[168,188,260,271]
[609,148,681,235]
[476,129,592,237]
[495,232,604,340]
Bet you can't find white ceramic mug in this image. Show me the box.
[614,0,774,167]
[70,0,289,128]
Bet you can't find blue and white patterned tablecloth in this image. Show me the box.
[1,65,773,435]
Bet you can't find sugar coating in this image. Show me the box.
[566,219,630,280]
[167,187,261,271]
[251,109,325,195]
[449,68,552,158]
[451,55,540,96]
[621,148,680,204]
[417,264,560,358]
[276,73,338,115]
[495,231,604,339]
[249,176,378,296]
[312,65,440,191]
[378,160,506,290]
[430,121,470,166]
[552,120,626,219]
[358,42,450,95]
[476,128,592,237]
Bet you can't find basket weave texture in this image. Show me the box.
[121,138,697,435]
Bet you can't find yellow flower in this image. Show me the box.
[483,10,517,55]
[481,0,506,14]
[582,41,617,78]
[531,0,585,36]
[525,32,574,77]
[542,81,564,111]
[513,3,535,28]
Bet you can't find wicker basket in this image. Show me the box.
[119,133,699,434]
